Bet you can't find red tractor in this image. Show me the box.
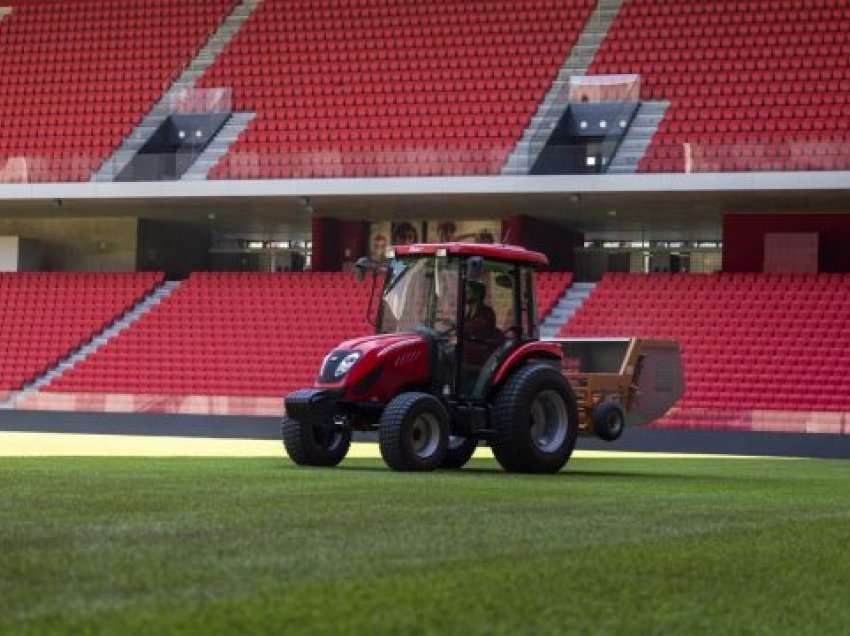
[282,243,682,473]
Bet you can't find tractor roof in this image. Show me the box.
[390,243,549,267]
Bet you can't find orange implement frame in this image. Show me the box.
[544,338,685,436]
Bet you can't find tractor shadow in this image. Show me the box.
[334,463,732,483]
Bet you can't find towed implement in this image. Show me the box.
[283,243,683,473]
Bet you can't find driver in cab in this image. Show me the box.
[463,281,504,366]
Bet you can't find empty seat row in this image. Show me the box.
[46,271,574,397]
[198,0,595,179]
[0,0,235,183]
[588,0,850,174]
[0,272,163,391]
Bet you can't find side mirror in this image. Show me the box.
[354,257,371,283]
[465,256,483,282]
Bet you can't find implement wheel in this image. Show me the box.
[491,363,578,473]
[592,402,625,442]
[282,415,351,467]
[379,392,449,471]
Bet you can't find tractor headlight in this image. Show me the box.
[334,352,362,378]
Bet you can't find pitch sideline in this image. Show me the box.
[0,431,794,460]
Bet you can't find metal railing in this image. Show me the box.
[1,142,849,183]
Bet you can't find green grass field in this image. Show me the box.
[2,455,850,635]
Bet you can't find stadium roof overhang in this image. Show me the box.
[0,172,848,241]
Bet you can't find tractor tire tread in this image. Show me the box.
[282,415,314,465]
[490,362,578,473]
[379,392,448,471]
[282,415,350,467]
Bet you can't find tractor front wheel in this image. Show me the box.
[379,392,449,471]
[282,415,351,467]
[491,363,578,473]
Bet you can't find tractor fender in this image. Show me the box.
[490,341,562,388]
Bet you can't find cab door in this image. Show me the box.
[458,259,524,398]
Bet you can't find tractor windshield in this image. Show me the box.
[377,255,459,336]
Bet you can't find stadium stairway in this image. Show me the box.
[502,0,625,174]
[16,282,180,395]
[93,0,261,182]
[535,272,575,328]
[0,273,164,404]
[607,100,670,173]
[181,112,257,180]
[539,281,595,338]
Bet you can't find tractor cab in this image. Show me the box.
[375,244,544,402]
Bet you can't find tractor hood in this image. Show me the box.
[315,332,431,402]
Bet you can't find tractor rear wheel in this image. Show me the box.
[440,435,478,469]
[491,363,578,473]
[378,392,449,471]
[282,415,351,467]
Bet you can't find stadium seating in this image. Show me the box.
[0,272,163,390]
[197,0,596,178]
[2,0,848,181]
[588,0,850,172]
[561,272,850,427]
[46,270,573,397]
[0,0,235,182]
[46,272,377,397]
